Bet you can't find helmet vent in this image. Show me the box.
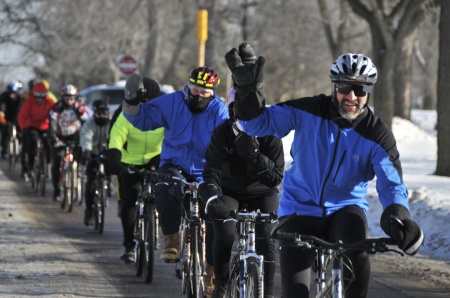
[360,65,367,76]
[342,64,349,75]
[351,62,358,75]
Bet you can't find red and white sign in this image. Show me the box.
[117,55,139,77]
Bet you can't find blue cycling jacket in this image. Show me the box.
[240,94,409,218]
[123,85,229,181]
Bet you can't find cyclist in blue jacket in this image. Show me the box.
[224,43,424,298]
[122,67,229,262]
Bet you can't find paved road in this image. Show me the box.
[0,161,449,297]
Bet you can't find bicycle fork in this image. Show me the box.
[315,249,343,298]
[240,220,264,297]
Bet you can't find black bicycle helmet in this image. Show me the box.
[189,66,220,89]
[92,99,109,113]
[329,53,378,85]
[142,77,161,99]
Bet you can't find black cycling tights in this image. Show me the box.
[279,205,369,298]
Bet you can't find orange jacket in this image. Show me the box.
[18,95,55,131]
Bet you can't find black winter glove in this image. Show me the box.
[205,197,229,221]
[225,43,265,89]
[103,148,125,175]
[234,127,260,159]
[225,43,266,120]
[380,204,424,256]
[198,183,222,205]
[124,73,146,105]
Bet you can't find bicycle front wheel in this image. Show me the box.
[96,179,107,234]
[240,258,263,298]
[143,204,156,283]
[186,225,204,298]
[226,255,240,298]
[76,165,85,205]
[65,166,74,212]
[8,137,19,171]
[134,202,144,277]
[38,149,47,196]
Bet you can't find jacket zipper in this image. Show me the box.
[332,150,347,182]
[319,126,342,217]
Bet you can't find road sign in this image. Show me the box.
[117,55,139,77]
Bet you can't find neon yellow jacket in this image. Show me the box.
[109,112,164,166]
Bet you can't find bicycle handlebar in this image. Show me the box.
[225,210,278,223]
[270,213,403,255]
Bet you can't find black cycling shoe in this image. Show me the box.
[120,245,134,264]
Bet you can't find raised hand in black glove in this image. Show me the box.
[225,43,266,120]
[124,73,146,106]
[233,123,259,159]
[380,204,424,255]
[225,43,265,89]
[103,148,124,175]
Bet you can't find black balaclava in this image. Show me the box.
[187,89,212,114]
[94,117,109,127]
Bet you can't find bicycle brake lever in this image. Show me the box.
[386,248,405,257]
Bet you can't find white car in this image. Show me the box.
[79,80,175,117]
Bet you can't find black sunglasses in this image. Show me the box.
[336,84,367,97]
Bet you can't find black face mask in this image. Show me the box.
[94,117,110,126]
[187,91,212,114]
[228,101,236,121]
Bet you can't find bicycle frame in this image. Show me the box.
[271,213,403,298]
[92,155,108,234]
[59,142,78,212]
[158,175,205,298]
[33,132,48,196]
[129,166,160,283]
[225,210,277,298]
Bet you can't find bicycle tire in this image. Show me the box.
[39,150,47,197]
[186,225,204,298]
[60,165,67,210]
[177,218,188,287]
[72,161,79,204]
[143,204,155,283]
[93,180,100,231]
[134,201,144,277]
[66,166,74,212]
[241,258,263,298]
[97,179,106,234]
[226,255,240,298]
[8,138,19,171]
[33,153,40,194]
[77,165,85,205]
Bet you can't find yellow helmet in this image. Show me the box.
[41,79,50,90]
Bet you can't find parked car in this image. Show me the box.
[79,80,175,116]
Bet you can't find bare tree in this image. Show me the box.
[344,0,435,128]
[0,0,440,111]
[436,1,450,176]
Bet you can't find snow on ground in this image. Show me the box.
[281,109,449,261]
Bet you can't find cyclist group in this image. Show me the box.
[2,41,425,298]
[0,78,111,224]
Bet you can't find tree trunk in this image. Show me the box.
[436,2,450,176]
[143,0,159,78]
[394,30,417,120]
